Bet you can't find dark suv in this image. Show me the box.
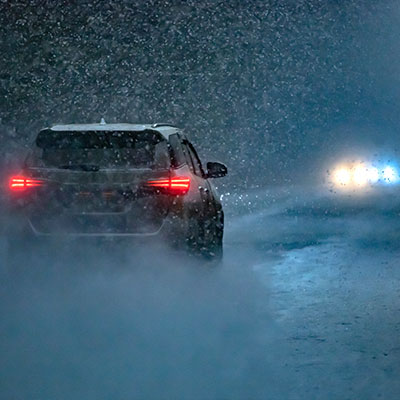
[6,122,227,258]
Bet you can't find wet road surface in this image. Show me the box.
[1,187,400,399]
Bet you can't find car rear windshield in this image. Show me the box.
[29,130,170,169]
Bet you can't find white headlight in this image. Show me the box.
[383,166,397,183]
[334,168,351,185]
[353,166,368,186]
[367,167,379,183]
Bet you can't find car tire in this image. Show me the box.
[199,210,224,262]
[178,210,223,263]
[185,216,203,255]
[203,225,223,261]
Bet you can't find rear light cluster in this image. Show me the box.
[8,174,190,196]
[9,176,44,190]
[145,176,190,195]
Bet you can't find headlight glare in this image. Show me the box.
[367,167,379,183]
[334,168,351,185]
[353,166,368,186]
[382,166,397,183]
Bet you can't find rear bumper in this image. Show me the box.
[4,211,186,242]
[3,194,191,241]
[27,218,167,237]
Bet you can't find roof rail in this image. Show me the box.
[151,123,177,128]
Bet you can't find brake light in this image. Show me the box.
[9,176,44,190]
[146,176,190,195]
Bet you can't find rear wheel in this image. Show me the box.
[184,216,204,255]
[202,210,224,261]
[184,211,223,262]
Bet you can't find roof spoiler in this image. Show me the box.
[151,123,177,128]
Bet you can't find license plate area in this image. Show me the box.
[65,189,127,213]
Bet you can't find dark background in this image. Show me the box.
[1,0,400,188]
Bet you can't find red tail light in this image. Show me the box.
[9,176,44,190]
[146,176,190,195]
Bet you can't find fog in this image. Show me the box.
[0,238,283,400]
[2,1,400,399]
[3,187,400,399]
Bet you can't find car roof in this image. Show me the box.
[47,123,180,140]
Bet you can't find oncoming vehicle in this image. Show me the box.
[330,162,398,188]
[6,121,227,259]
[326,157,400,193]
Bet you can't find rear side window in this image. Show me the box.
[183,140,205,177]
[29,130,170,169]
[168,134,185,167]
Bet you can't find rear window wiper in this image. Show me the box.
[58,164,100,172]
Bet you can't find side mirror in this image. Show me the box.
[206,162,227,178]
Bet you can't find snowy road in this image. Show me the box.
[1,187,400,399]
